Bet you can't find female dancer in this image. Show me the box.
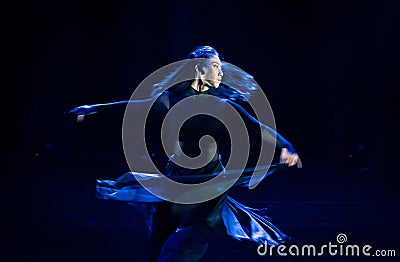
[70,45,301,261]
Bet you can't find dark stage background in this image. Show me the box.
[7,0,399,261]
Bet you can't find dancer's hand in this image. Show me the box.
[68,105,98,122]
[280,148,302,168]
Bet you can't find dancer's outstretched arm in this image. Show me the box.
[68,93,169,122]
[227,99,302,168]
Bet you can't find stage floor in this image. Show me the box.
[4,152,399,261]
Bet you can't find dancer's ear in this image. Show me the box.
[195,64,205,75]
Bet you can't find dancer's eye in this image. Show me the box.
[212,63,221,70]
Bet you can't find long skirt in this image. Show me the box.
[96,159,290,261]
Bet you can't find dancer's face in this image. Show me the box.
[197,55,224,88]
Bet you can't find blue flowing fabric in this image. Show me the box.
[96,163,290,246]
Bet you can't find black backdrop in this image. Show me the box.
[13,0,398,180]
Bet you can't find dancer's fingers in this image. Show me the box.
[288,155,300,167]
[296,157,303,168]
[77,114,85,122]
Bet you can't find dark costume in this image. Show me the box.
[96,81,293,261]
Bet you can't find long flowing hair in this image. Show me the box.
[220,61,259,99]
[151,46,259,100]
